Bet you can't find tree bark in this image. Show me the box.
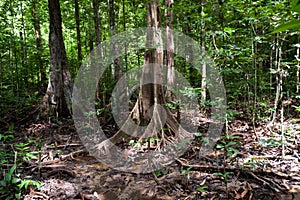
[74,0,82,64]
[95,0,193,167]
[43,0,72,118]
[93,0,101,46]
[201,0,207,101]
[109,0,123,80]
[107,0,181,141]
[31,0,47,92]
[165,0,174,97]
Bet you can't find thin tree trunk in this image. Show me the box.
[296,44,300,94]
[93,0,101,45]
[122,0,128,71]
[9,1,19,96]
[165,0,174,97]
[88,2,94,52]
[201,0,206,101]
[109,0,123,80]
[272,37,283,123]
[20,0,28,89]
[74,0,82,64]
[31,0,46,91]
[43,0,72,118]
[270,36,274,97]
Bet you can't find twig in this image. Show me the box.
[59,149,86,160]
[44,168,76,178]
[151,171,160,184]
[176,158,299,182]
[248,172,280,192]
[29,188,50,199]
[44,143,83,149]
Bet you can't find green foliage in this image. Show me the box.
[165,100,181,110]
[216,135,240,157]
[154,168,168,176]
[0,164,41,200]
[181,166,192,180]
[272,20,300,33]
[180,87,201,99]
[196,185,208,193]
[272,0,300,33]
[292,105,300,113]
[213,171,233,182]
[259,138,287,147]
[0,125,42,199]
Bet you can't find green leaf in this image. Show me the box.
[12,178,20,184]
[272,20,300,33]
[194,132,202,137]
[0,180,6,187]
[227,141,236,146]
[229,147,240,154]
[15,193,21,199]
[213,172,224,177]
[197,185,208,192]
[292,0,300,14]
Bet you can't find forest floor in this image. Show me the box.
[1,98,300,200]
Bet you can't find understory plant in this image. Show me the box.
[0,124,41,199]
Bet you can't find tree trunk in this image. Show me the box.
[74,0,82,64]
[201,0,206,101]
[31,0,46,92]
[109,0,123,80]
[138,0,164,125]
[20,0,28,89]
[93,0,101,46]
[296,44,300,94]
[271,37,283,123]
[43,0,72,118]
[165,0,174,97]
[99,0,178,143]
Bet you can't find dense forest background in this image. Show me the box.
[0,0,300,199]
[0,0,300,120]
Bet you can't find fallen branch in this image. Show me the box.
[176,158,299,180]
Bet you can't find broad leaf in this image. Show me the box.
[272,20,300,33]
[292,0,300,14]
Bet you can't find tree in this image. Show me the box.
[74,0,82,64]
[97,0,187,153]
[31,0,46,91]
[165,0,174,97]
[42,0,72,118]
[200,0,207,101]
[109,0,123,80]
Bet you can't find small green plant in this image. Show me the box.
[196,185,208,193]
[181,166,193,180]
[128,140,143,149]
[0,125,42,199]
[215,134,240,198]
[216,135,240,157]
[242,158,267,170]
[154,168,168,177]
[0,165,41,200]
[180,87,201,98]
[213,171,234,198]
[165,100,181,110]
[292,105,300,113]
[259,138,287,147]
[0,165,21,199]
[213,171,233,182]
